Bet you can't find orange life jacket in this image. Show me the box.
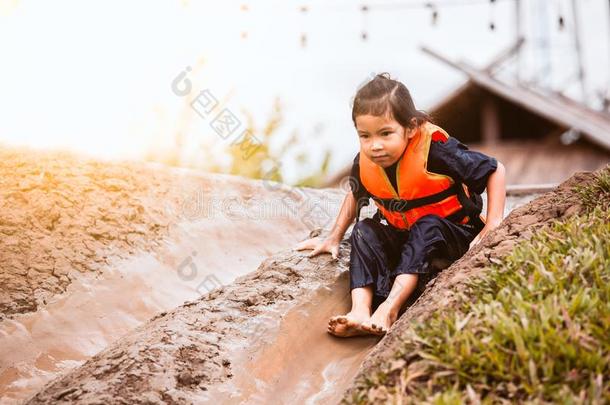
[359,122,481,230]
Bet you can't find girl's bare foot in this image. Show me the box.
[327,312,369,337]
[360,302,398,336]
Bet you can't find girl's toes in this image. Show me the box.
[329,316,341,326]
[362,322,386,336]
[360,323,374,333]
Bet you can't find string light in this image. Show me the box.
[360,0,514,11]
[240,3,249,40]
[425,2,439,26]
[556,0,565,30]
[239,1,577,48]
[300,5,309,48]
[361,5,369,41]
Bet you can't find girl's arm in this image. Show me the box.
[327,191,358,243]
[470,161,506,249]
[294,191,357,258]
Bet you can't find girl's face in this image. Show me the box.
[355,114,418,168]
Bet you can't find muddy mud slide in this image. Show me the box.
[23,187,550,403]
[25,228,380,404]
[0,146,341,321]
[0,147,178,319]
[342,170,599,402]
[0,146,344,403]
[6,144,573,404]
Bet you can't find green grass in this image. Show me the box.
[346,170,610,404]
[576,166,610,212]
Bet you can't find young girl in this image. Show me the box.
[295,73,506,337]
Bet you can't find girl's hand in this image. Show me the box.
[469,219,502,250]
[469,162,506,249]
[472,161,506,250]
[293,236,340,259]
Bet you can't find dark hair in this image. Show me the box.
[351,72,432,129]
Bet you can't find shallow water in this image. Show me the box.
[204,273,378,404]
[199,193,543,404]
[0,213,317,404]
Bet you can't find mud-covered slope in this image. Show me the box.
[0,145,340,320]
[25,229,356,404]
[1,146,344,403]
[342,170,595,401]
[0,147,186,319]
[19,149,598,404]
[24,173,591,405]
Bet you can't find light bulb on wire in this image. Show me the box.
[361,4,369,41]
[299,4,309,48]
[425,2,438,26]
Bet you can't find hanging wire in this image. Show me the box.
[363,0,514,12]
[239,0,517,49]
[358,0,513,31]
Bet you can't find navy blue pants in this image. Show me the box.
[348,213,482,308]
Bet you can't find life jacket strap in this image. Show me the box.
[451,185,485,229]
[370,183,461,212]
[354,196,370,223]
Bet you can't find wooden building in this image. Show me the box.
[325,47,610,187]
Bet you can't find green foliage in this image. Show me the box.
[575,166,610,212]
[294,150,332,187]
[145,94,334,187]
[346,176,610,404]
[226,98,333,187]
[225,98,286,182]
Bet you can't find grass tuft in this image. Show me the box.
[576,166,610,212]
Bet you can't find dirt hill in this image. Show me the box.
[23,168,604,403]
[0,146,343,404]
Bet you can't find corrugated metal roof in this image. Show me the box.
[422,46,610,150]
